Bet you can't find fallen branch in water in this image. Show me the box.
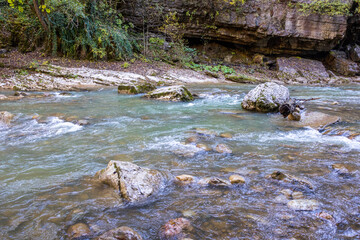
[279,98,320,120]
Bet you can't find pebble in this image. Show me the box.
[185,136,198,144]
[291,191,304,199]
[219,132,233,138]
[215,144,232,154]
[181,210,196,218]
[229,175,245,184]
[176,175,195,183]
[198,177,231,187]
[316,211,335,223]
[97,226,142,240]
[196,143,212,151]
[67,223,91,239]
[0,94,8,100]
[159,218,191,240]
[280,189,292,199]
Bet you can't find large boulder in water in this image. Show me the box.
[95,161,167,203]
[144,85,194,102]
[241,83,290,112]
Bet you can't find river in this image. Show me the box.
[0,84,359,239]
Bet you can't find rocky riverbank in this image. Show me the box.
[1,51,360,94]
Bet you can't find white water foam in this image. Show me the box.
[1,116,82,146]
[53,92,79,98]
[197,93,243,106]
[234,127,360,151]
[144,135,203,154]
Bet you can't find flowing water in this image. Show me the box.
[0,85,360,240]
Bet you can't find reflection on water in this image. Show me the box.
[0,85,360,239]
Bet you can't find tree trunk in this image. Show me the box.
[32,0,49,33]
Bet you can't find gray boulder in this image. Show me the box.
[144,85,194,102]
[325,50,360,76]
[276,57,329,79]
[96,226,143,240]
[118,82,156,94]
[241,83,290,112]
[348,44,360,62]
[0,111,14,125]
[95,161,167,203]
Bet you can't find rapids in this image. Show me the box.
[0,84,359,239]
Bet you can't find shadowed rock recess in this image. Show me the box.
[119,0,352,55]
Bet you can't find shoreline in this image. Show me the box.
[1,50,360,93]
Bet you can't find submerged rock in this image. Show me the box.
[67,223,91,239]
[76,119,89,126]
[96,226,143,240]
[270,171,314,190]
[215,144,232,154]
[316,211,335,223]
[198,177,231,187]
[196,143,212,151]
[95,161,166,203]
[185,136,198,144]
[241,83,290,112]
[144,85,194,102]
[118,82,156,94]
[14,91,28,97]
[159,218,191,240]
[287,199,319,211]
[0,111,14,125]
[332,163,352,176]
[195,128,217,137]
[274,111,340,130]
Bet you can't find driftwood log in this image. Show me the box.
[279,98,319,121]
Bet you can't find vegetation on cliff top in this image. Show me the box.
[1,0,359,62]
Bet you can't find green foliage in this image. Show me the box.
[146,36,197,65]
[0,2,44,51]
[121,62,130,68]
[3,0,137,59]
[48,0,137,59]
[288,0,351,16]
[184,62,236,75]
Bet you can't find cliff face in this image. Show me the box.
[120,0,353,55]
